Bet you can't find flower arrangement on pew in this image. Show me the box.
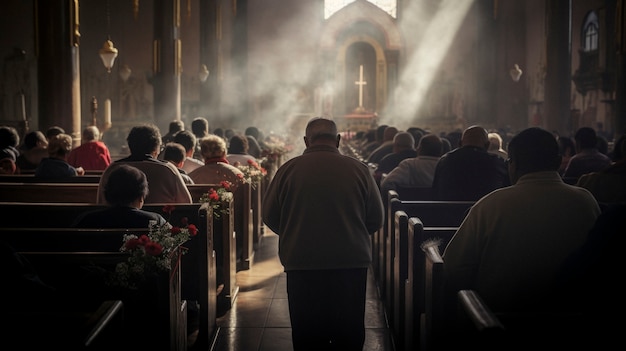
[199,180,234,218]
[236,159,267,189]
[110,205,198,289]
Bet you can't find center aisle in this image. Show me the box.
[209,229,394,351]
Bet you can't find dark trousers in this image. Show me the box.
[286,268,368,351]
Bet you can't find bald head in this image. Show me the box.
[393,132,415,149]
[305,117,339,147]
[461,125,490,149]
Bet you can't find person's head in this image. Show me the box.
[406,127,424,148]
[375,125,388,142]
[162,142,186,169]
[191,117,209,138]
[392,132,415,152]
[22,131,48,150]
[47,133,73,159]
[103,164,149,207]
[417,133,444,157]
[507,127,561,184]
[245,126,260,139]
[199,134,227,160]
[167,120,185,135]
[173,130,196,155]
[213,127,224,139]
[488,132,504,152]
[228,134,249,154]
[440,137,452,154]
[0,126,20,149]
[382,126,398,142]
[46,126,65,140]
[127,124,162,156]
[82,125,100,143]
[304,117,339,148]
[574,127,598,151]
[0,158,16,174]
[224,128,235,140]
[461,125,490,149]
[558,136,576,158]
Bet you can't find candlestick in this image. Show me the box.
[20,94,26,121]
[104,99,112,127]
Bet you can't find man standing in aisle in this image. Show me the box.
[263,117,384,351]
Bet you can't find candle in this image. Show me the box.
[21,94,26,121]
[104,98,112,126]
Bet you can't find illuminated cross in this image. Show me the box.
[354,64,367,108]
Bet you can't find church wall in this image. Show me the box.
[246,0,324,137]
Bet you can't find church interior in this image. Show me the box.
[0,0,624,153]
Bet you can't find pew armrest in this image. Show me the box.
[457,290,504,332]
[83,300,125,347]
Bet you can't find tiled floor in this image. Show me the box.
[210,230,395,351]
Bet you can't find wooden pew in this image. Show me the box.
[6,232,186,350]
[401,217,457,351]
[420,241,445,351]
[455,289,506,350]
[188,182,255,271]
[384,197,472,339]
[0,202,231,350]
[0,174,102,183]
[377,189,399,302]
[0,182,99,203]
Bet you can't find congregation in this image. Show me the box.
[1,116,625,350]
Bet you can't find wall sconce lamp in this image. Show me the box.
[199,64,210,83]
[119,64,132,82]
[510,64,522,82]
[99,39,119,73]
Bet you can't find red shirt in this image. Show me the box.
[67,141,112,170]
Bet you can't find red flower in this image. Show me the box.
[187,224,198,236]
[208,189,219,201]
[144,241,163,256]
[162,205,176,215]
[220,180,232,189]
[170,226,182,235]
[138,235,150,245]
[125,238,142,250]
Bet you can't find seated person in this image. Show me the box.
[0,125,20,162]
[16,130,48,173]
[67,125,112,171]
[97,124,193,204]
[226,134,256,166]
[173,130,204,173]
[380,133,443,198]
[563,127,611,180]
[189,134,246,191]
[72,164,168,228]
[34,133,85,179]
[432,125,509,200]
[576,133,626,203]
[162,142,194,184]
[442,127,601,342]
[374,131,417,185]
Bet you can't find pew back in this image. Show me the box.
[404,218,457,351]
[0,182,99,203]
[0,203,221,349]
[12,235,186,350]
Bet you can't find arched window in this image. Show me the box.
[582,11,599,52]
[325,0,397,19]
